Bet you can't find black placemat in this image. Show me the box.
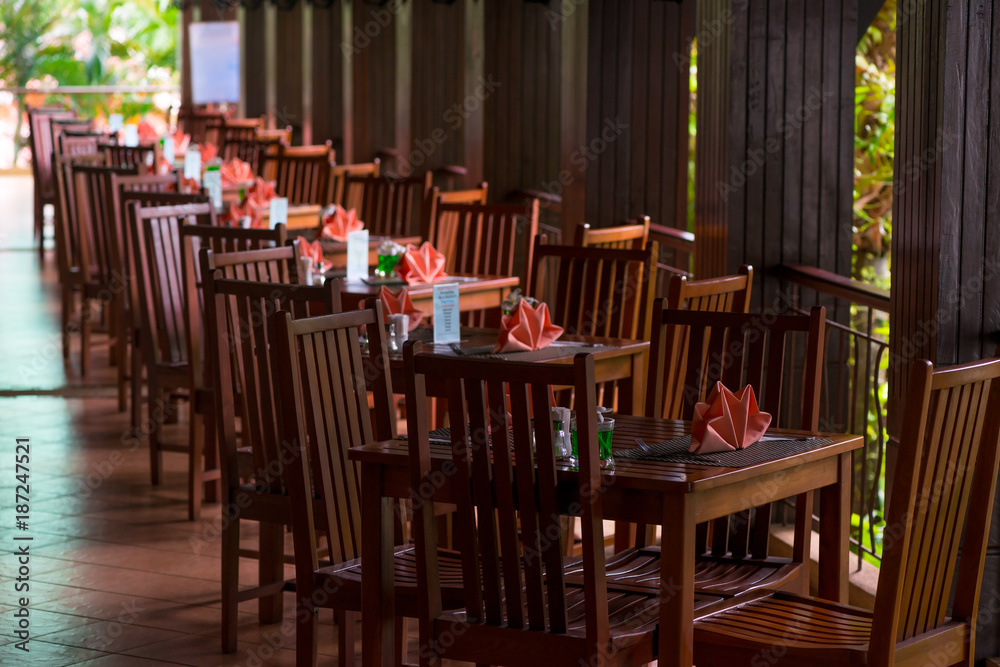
[614,435,832,468]
[439,342,615,361]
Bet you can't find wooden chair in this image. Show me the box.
[263,142,335,206]
[28,106,76,255]
[108,175,184,420]
[201,249,339,654]
[645,306,826,600]
[272,303,467,667]
[693,353,1000,666]
[58,131,106,157]
[332,159,380,209]
[402,346,667,667]
[646,265,755,421]
[129,201,221,520]
[99,141,159,175]
[71,163,140,376]
[431,198,539,327]
[573,216,650,250]
[424,183,488,240]
[345,171,433,237]
[176,107,227,145]
[210,116,265,162]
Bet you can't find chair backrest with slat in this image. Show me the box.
[647,266,755,420]
[346,171,433,238]
[867,355,1000,663]
[333,160,380,209]
[130,202,215,368]
[50,120,93,152]
[111,176,186,320]
[425,183,489,242]
[58,131,104,157]
[403,345,608,653]
[646,306,825,560]
[73,163,139,286]
[28,107,76,201]
[177,108,227,145]
[54,153,106,280]
[99,142,159,174]
[264,142,334,205]
[205,267,341,501]
[272,302,395,570]
[573,217,650,250]
[528,239,659,342]
[432,199,539,327]
[212,117,264,162]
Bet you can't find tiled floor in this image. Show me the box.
[0,176,377,666]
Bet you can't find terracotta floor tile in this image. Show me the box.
[38,618,186,654]
[0,637,108,666]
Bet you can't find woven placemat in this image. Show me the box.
[614,435,833,468]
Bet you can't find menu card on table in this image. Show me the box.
[162,136,175,164]
[346,230,369,282]
[184,148,201,183]
[203,169,223,209]
[123,124,139,147]
[108,113,124,132]
[269,197,288,228]
[433,283,461,343]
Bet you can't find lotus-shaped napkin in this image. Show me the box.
[298,236,330,274]
[378,286,423,330]
[137,120,159,141]
[396,242,448,285]
[246,177,277,206]
[493,300,564,353]
[321,206,365,242]
[180,175,201,195]
[172,132,190,155]
[221,178,278,228]
[220,158,254,188]
[200,142,219,163]
[689,382,772,454]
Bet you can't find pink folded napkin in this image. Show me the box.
[180,175,201,195]
[137,121,159,141]
[493,300,564,353]
[298,236,330,274]
[246,177,277,206]
[172,132,190,155]
[689,382,772,454]
[156,155,173,176]
[200,142,218,163]
[221,177,278,228]
[321,206,365,242]
[396,242,448,285]
[220,158,254,188]
[378,286,423,330]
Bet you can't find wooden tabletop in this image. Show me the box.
[340,274,519,313]
[316,235,422,270]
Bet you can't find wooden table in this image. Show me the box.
[378,328,649,415]
[349,416,862,667]
[340,274,520,317]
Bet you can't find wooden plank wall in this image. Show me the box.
[243,8,267,119]
[892,2,1000,658]
[274,5,304,145]
[694,0,855,312]
[582,0,694,232]
[310,5,345,157]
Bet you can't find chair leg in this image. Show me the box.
[337,610,357,667]
[80,299,92,377]
[188,406,204,521]
[395,616,407,667]
[259,521,284,625]
[296,601,319,667]
[221,501,241,654]
[203,405,220,504]
[131,329,143,431]
[116,319,128,412]
[148,381,163,486]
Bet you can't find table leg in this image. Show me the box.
[659,493,695,667]
[361,462,396,667]
[818,452,850,602]
[612,352,647,552]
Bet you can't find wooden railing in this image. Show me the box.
[776,263,890,568]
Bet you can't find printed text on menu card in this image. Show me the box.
[433,283,461,343]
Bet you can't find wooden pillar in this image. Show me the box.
[559,0,589,237]
[308,2,348,158]
[891,2,1000,658]
[693,0,855,310]
[273,4,303,143]
[242,6,267,118]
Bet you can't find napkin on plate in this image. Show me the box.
[221,177,278,228]
[200,142,219,163]
[180,175,201,195]
[689,381,772,454]
[493,300,564,353]
[298,236,330,274]
[378,286,423,330]
[220,158,254,188]
[137,121,159,141]
[321,206,365,242]
[396,242,448,285]
[172,132,190,155]
[246,177,277,206]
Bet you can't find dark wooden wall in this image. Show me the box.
[694,0,856,310]
[582,0,694,231]
[243,8,267,119]
[275,5,304,144]
[310,5,346,156]
[891,1,1000,660]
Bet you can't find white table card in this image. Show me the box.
[268,197,288,228]
[346,229,369,282]
[123,124,139,147]
[162,136,174,164]
[183,148,201,182]
[108,113,124,132]
[203,169,223,209]
[433,283,461,344]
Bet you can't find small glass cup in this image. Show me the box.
[570,416,615,470]
[375,241,404,278]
